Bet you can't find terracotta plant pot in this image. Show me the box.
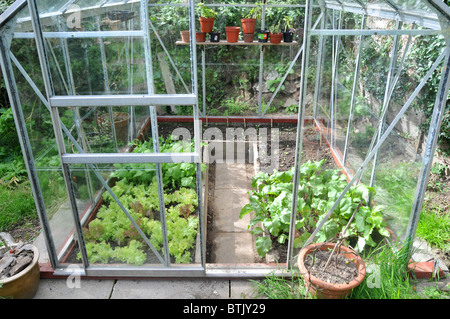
[180,30,190,43]
[241,18,256,34]
[199,17,215,33]
[297,243,366,299]
[196,32,206,42]
[225,26,240,43]
[0,245,40,299]
[269,32,283,44]
[243,33,254,43]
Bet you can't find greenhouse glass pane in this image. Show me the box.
[64,153,203,266]
[9,41,77,266]
[58,106,149,154]
[66,164,169,266]
[42,36,147,96]
[390,0,437,13]
[36,0,70,15]
[72,0,105,10]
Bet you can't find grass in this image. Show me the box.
[0,181,37,231]
[417,206,450,251]
[349,241,418,299]
[250,241,448,299]
[250,268,311,299]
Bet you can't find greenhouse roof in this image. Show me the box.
[1,0,450,31]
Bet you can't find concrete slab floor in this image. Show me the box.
[33,278,260,299]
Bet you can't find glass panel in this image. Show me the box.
[68,163,168,266]
[9,36,77,266]
[73,0,105,10]
[59,106,149,153]
[36,0,69,15]
[65,152,202,266]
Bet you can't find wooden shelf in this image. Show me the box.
[176,40,298,46]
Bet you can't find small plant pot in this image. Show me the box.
[269,32,283,44]
[257,30,269,43]
[180,30,190,43]
[241,18,256,34]
[209,31,220,42]
[297,243,366,299]
[199,17,215,33]
[283,30,294,43]
[225,26,240,43]
[243,33,254,43]
[196,32,206,43]
[0,245,40,299]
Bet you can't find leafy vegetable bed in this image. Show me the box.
[240,159,390,258]
[77,137,206,265]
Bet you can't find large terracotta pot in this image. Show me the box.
[241,18,256,34]
[297,243,366,299]
[0,245,40,299]
[199,17,215,33]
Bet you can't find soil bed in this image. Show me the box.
[303,249,358,285]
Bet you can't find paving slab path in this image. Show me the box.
[209,162,256,263]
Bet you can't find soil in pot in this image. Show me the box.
[180,30,190,43]
[199,17,215,33]
[270,32,283,44]
[304,250,358,285]
[209,31,220,42]
[298,243,366,299]
[196,32,206,42]
[257,30,269,43]
[243,33,254,43]
[241,18,256,34]
[225,26,240,43]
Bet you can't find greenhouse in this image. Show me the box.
[0,0,449,281]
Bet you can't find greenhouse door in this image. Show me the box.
[18,0,205,277]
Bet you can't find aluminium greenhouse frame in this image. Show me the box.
[0,0,449,278]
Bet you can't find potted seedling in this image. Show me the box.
[282,15,295,43]
[297,201,367,299]
[269,22,283,44]
[241,3,262,34]
[197,3,217,34]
